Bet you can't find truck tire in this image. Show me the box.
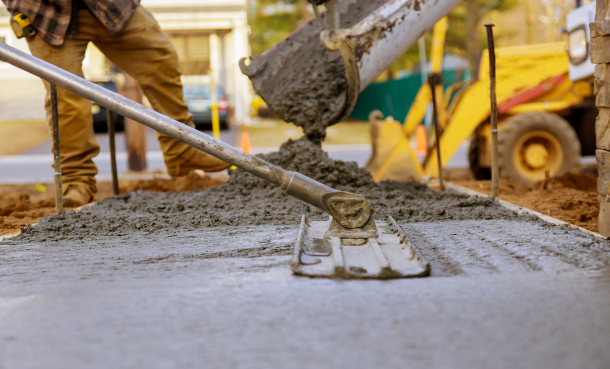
[498,112,581,185]
[468,135,491,180]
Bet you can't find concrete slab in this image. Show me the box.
[1,220,609,369]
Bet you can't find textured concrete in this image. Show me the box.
[1,219,609,369]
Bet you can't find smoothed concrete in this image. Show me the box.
[1,222,609,369]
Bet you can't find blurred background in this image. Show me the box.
[0,0,588,183]
[0,0,602,235]
[0,0,594,182]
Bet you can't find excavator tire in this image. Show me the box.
[498,112,581,185]
[468,135,491,180]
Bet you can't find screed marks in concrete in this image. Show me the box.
[3,137,609,277]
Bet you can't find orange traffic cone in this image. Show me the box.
[415,124,427,156]
[240,131,253,155]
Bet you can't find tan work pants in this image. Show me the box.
[27,6,196,197]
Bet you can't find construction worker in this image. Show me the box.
[2,0,231,206]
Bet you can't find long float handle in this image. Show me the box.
[0,42,370,228]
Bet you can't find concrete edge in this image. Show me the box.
[0,201,96,243]
[446,182,608,240]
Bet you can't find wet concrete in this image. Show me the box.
[2,138,610,367]
[246,0,391,141]
[16,138,535,241]
[1,223,609,368]
[9,137,610,275]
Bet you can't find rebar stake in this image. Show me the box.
[107,109,119,195]
[484,23,499,200]
[50,84,64,215]
[428,73,445,191]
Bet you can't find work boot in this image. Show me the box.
[166,146,231,177]
[63,185,93,207]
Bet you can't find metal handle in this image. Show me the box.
[0,42,370,228]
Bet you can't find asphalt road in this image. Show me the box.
[0,139,480,185]
[0,125,597,184]
[0,127,236,183]
[0,123,488,184]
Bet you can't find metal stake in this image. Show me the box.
[50,83,64,215]
[428,73,445,191]
[107,109,119,195]
[485,23,500,199]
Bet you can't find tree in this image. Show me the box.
[248,0,312,56]
[248,0,518,74]
[466,0,481,70]
[445,0,518,65]
[390,0,518,74]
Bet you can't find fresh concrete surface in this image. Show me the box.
[1,220,609,369]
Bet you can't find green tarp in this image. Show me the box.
[349,70,467,122]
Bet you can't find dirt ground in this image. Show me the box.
[453,172,599,233]
[0,172,227,237]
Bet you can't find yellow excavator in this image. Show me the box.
[366,17,596,185]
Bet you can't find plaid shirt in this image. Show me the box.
[2,0,140,45]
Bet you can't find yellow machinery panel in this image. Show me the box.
[366,18,447,182]
[425,42,580,177]
[366,112,423,182]
[366,18,587,183]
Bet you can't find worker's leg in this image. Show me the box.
[92,6,230,175]
[26,26,99,199]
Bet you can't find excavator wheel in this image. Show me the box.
[468,135,491,180]
[498,112,581,185]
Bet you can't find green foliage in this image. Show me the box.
[445,0,519,55]
[248,0,517,72]
[249,0,311,55]
[390,0,518,73]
